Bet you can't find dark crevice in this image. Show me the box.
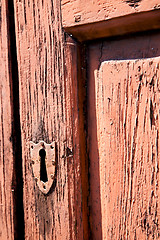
[39,149,48,183]
[6,0,25,239]
[77,41,91,239]
[125,0,142,8]
[150,99,155,129]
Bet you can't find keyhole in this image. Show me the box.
[39,149,48,182]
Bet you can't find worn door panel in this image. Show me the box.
[88,32,160,239]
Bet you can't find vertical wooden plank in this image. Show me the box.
[65,36,90,240]
[14,0,68,238]
[14,0,84,239]
[0,1,14,239]
[65,35,85,240]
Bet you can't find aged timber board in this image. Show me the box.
[13,0,84,239]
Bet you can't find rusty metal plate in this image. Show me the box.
[30,141,56,194]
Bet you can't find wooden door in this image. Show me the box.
[87,31,160,239]
[1,0,160,239]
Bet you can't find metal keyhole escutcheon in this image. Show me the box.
[30,141,56,194]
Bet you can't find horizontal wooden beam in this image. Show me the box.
[63,9,160,42]
[62,0,160,27]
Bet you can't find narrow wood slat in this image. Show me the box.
[0,1,14,239]
[65,35,85,240]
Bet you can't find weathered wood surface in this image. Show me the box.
[0,1,14,239]
[62,0,160,27]
[14,0,83,239]
[88,32,160,239]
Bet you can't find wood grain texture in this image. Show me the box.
[87,32,160,239]
[0,1,14,239]
[14,0,84,239]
